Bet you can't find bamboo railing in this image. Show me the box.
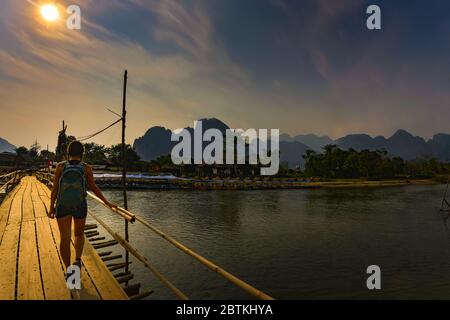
[0,170,24,182]
[36,170,274,300]
[87,191,135,223]
[0,171,18,180]
[0,170,24,194]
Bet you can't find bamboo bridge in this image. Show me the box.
[0,175,128,300]
[0,171,274,300]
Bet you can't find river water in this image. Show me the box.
[87,184,450,299]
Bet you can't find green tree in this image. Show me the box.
[302,145,441,179]
[106,144,140,169]
[15,146,29,157]
[84,143,108,165]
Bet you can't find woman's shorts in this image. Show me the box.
[55,201,88,219]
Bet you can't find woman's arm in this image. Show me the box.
[85,164,117,209]
[49,163,63,218]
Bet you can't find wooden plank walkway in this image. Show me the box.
[0,176,128,300]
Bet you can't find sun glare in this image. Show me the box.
[40,4,59,22]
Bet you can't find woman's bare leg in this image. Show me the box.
[73,217,86,261]
[57,216,72,269]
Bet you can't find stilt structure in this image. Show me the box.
[441,176,450,212]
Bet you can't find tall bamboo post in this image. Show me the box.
[441,176,450,211]
[47,144,50,175]
[121,70,130,279]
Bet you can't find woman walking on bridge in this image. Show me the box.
[48,141,117,275]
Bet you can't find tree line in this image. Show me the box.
[14,142,145,171]
[13,142,450,179]
[302,145,450,179]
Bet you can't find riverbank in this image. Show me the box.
[174,178,439,190]
[93,175,440,191]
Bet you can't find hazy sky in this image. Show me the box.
[0,0,449,150]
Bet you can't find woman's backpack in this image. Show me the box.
[57,162,87,212]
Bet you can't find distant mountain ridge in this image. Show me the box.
[133,118,231,162]
[133,118,310,169]
[133,126,174,162]
[335,129,444,161]
[133,120,450,169]
[429,133,450,162]
[280,133,333,152]
[0,137,16,153]
[282,129,450,162]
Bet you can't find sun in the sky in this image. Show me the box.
[40,4,59,22]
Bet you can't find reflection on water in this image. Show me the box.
[88,184,450,299]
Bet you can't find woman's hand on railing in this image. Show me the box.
[47,206,55,219]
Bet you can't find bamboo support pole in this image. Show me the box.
[102,254,123,262]
[117,274,134,284]
[123,283,141,296]
[108,264,130,272]
[89,236,106,242]
[121,70,130,282]
[107,261,131,268]
[88,210,189,300]
[98,251,112,257]
[441,176,450,211]
[113,271,131,278]
[93,240,119,249]
[86,232,100,238]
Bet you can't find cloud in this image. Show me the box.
[0,0,254,148]
[0,0,448,148]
